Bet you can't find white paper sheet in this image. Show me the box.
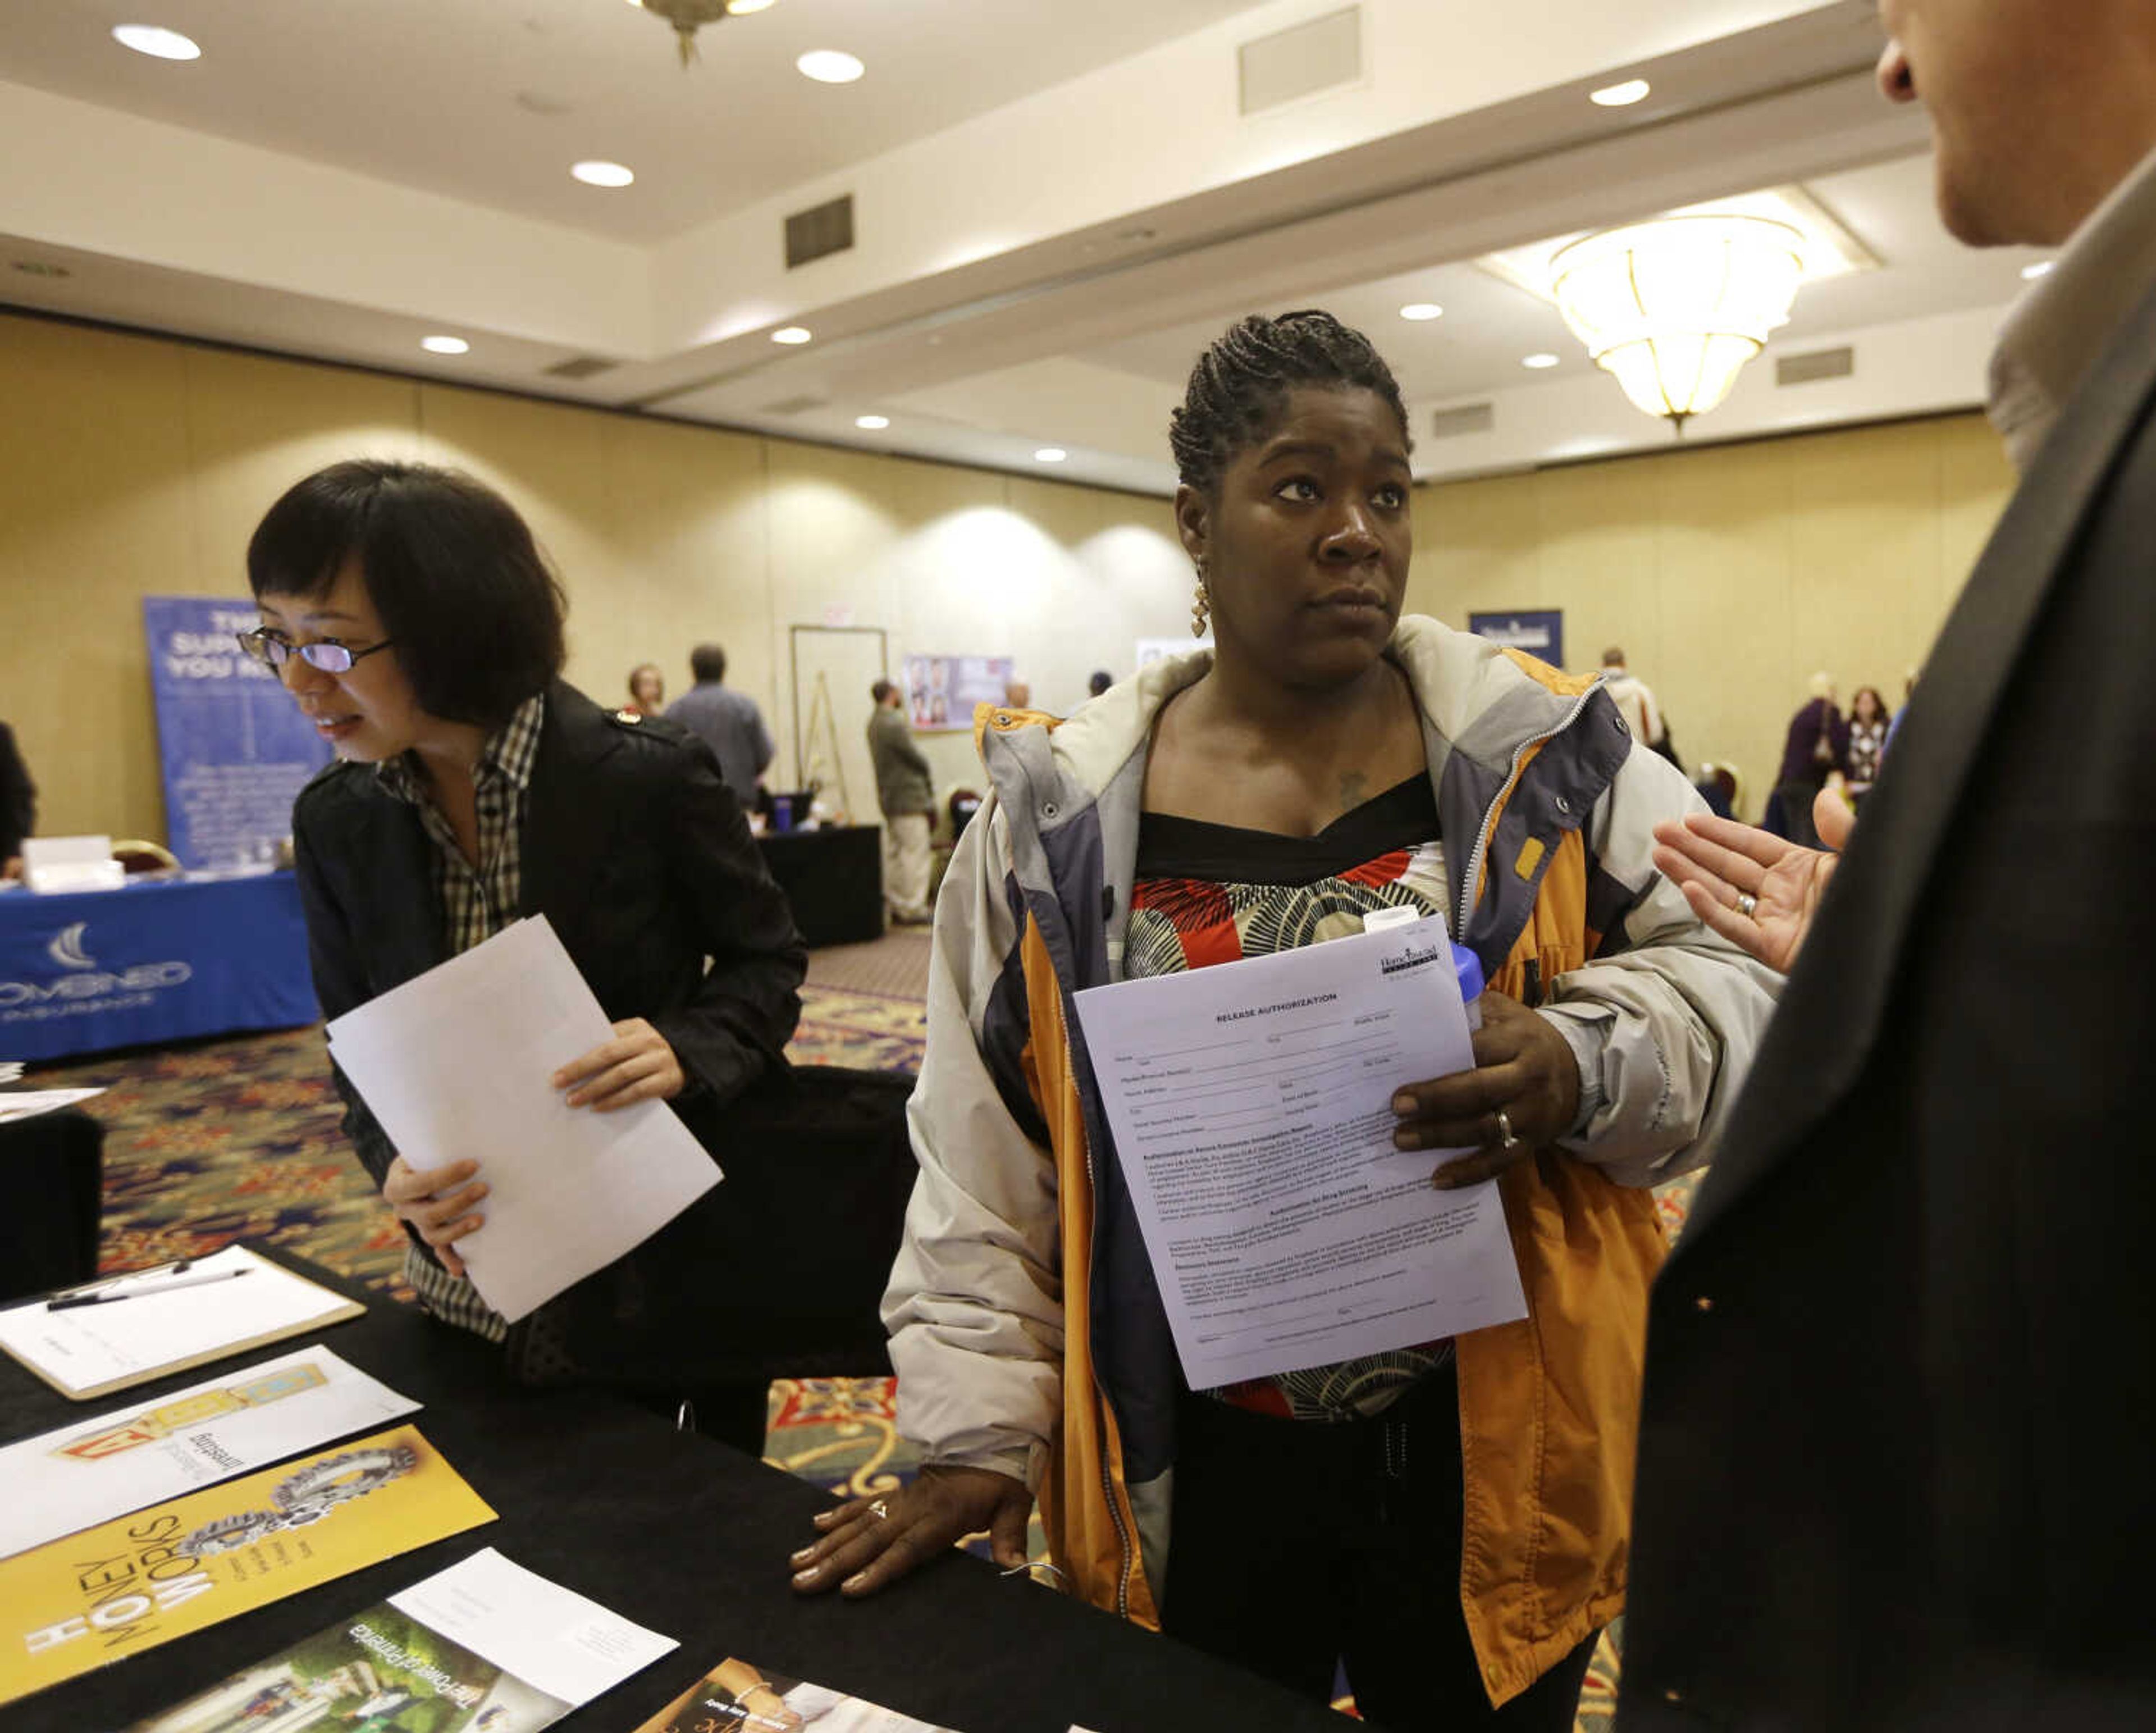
[0,1244,360,1395]
[0,1346,418,1559]
[1073,914,1528,1390]
[389,1548,678,1706]
[323,915,721,1322]
[0,1087,104,1124]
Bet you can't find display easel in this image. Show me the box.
[801,670,853,822]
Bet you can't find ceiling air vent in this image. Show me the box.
[543,355,620,380]
[1239,6,1362,116]
[1776,345,1855,386]
[785,195,855,269]
[1430,403,1496,440]
[759,394,829,417]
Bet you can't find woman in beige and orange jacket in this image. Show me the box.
[792,313,1778,1730]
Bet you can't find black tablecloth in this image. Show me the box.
[756,826,885,948]
[0,1106,102,1302]
[0,1252,1347,1733]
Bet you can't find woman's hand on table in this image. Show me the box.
[381,1155,488,1278]
[789,1465,1033,1599]
[551,1018,685,1110]
[1389,991,1582,1189]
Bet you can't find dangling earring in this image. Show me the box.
[1190,559,1211,638]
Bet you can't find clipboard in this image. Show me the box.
[0,1243,363,1400]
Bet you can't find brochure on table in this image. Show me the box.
[637,1656,967,1733]
[0,1243,363,1401]
[324,914,720,1323]
[0,1086,104,1125]
[0,1423,494,1704]
[121,1548,677,1733]
[0,1345,419,1561]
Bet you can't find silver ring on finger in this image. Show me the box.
[869,1499,890,1520]
[1735,891,1758,919]
[1493,1106,1522,1151]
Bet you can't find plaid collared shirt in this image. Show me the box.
[373,691,546,1342]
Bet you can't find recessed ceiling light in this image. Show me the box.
[2021,260,2055,280]
[113,24,202,61]
[1399,303,1444,322]
[1590,79,1651,107]
[855,414,890,430]
[571,160,635,188]
[1034,448,1068,463]
[421,335,471,355]
[771,326,813,345]
[725,0,775,12]
[797,49,865,84]
[1522,353,1561,369]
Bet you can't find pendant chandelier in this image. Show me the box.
[626,0,769,67]
[1550,213,1805,433]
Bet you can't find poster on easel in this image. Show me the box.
[903,655,1012,733]
[142,598,332,870]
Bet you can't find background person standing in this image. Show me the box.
[665,644,774,802]
[867,678,934,925]
[0,719,33,879]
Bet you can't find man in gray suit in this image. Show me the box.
[1621,2,2156,1726]
[866,678,935,925]
[665,644,774,802]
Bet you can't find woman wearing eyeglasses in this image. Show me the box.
[242,458,807,1452]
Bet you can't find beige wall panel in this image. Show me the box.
[414,383,617,677]
[1408,416,2015,815]
[181,346,422,600]
[1408,469,1541,627]
[0,319,198,838]
[2,305,2017,856]
[764,443,1002,793]
[1530,455,1665,677]
[1002,476,1188,713]
[587,414,769,723]
[1648,440,1796,808]
[1783,422,1938,720]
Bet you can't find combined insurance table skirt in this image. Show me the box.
[0,871,318,1061]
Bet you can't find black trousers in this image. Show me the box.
[1159,1367,1597,1731]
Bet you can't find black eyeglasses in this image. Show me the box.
[235,630,397,674]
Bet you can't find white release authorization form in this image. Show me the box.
[1072,914,1527,1390]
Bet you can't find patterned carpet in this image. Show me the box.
[18,929,1698,1730]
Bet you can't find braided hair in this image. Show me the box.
[1168,310,1412,497]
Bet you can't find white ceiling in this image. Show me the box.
[0,0,1258,242]
[0,1,2047,494]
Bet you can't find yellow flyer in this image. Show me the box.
[0,1424,494,1705]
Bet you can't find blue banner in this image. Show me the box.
[143,598,331,869]
[1468,609,1566,673]
[0,874,318,1060]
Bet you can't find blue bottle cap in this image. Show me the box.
[1451,942,1484,1003]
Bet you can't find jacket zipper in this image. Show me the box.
[1062,1013,1137,1621]
[1454,685,1599,942]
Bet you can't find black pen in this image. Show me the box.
[47,1270,247,1311]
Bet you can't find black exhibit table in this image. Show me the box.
[756,825,884,948]
[0,1252,1349,1733]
